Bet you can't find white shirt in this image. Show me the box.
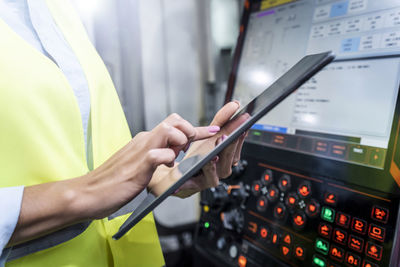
[0,0,92,264]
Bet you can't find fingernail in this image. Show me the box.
[208,125,220,133]
[212,156,219,163]
[232,100,240,106]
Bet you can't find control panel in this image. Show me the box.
[195,151,399,267]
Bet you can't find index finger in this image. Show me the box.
[192,126,221,141]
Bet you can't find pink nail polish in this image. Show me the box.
[208,125,220,133]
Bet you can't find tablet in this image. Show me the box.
[113,51,335,240]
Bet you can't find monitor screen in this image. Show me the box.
[232,0,400,169]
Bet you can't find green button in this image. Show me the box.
[204,222,210,228]
[315,238,329,255]
[321,206,335,222]
[312,255,326,267]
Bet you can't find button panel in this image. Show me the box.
[197,163,397,267]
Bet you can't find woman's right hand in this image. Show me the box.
[77,113,220,219]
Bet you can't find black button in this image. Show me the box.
[285,192,298,209]
[261,169,273,185]
[292,212,306,230]
[298,181,311,198]
[306,199,320,218]
[256,196,268,212]
[267,185,279,202]
[274,203,286,220]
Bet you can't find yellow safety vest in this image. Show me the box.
[0,0,164,266]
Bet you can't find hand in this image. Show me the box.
[81,113,220,218]
[148,101,248,198]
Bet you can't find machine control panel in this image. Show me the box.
[195,155,399,267]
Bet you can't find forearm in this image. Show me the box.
[7,177,89,246]
[8,172,144,246]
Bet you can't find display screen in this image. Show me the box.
[233,0,400,169]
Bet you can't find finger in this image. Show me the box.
[210,101,240,127]
[217,140,239,178]
[201,159,220,188]
[165,114,197,140]
[192,126,220,141]
[153,123,188,148]
[232,132,247,165]
[146,148,176,167]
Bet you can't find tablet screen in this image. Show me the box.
[113,51,334,240]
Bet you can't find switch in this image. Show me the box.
[238,255,247,267]
[335,212,350,228]
[281,245,291,258]
[306,199,320,218]
[267,185,279,202]
[329,245,344,263]
[365,242,383,261]
[285,192,298,209]
[318,223,332,239]
[261,169,273,185]
[274,203,286,220]
[324,192,338,206]
[312,254,327,267]
[371,205,389,223]
[294,245,306,261]
[333,228,347,245]
[292,212,306,230]
[315,238,329,255]
[278,174,291,192]
[351,218,367,235]
[348,234,364,253]
[298,182,311,198]
[368,224,385,242]
[256,196,268,212]
[321,206,335,223]
[345,252,361,267]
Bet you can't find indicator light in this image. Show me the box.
[253,131,261,136]
[315,238,329,255]
[321,206,335,222]
[204,222,210,228]
[313,255,326,267]
[203,205,210,213]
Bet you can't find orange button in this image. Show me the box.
[271,232,279,245]
[278,175,291,192]
[298,182,311,198]
[260,227,269,239]
[283,233,292,245]
[324,192,337,206]
[281,245,291,257]
[306,199,320,218]
[285,193,298,209]
[274,203,286,220]
[262,169,273,185]
[333,228,347,245]
[336,212,350,228]
[365,242,383,261]
[267,185,279,202]
[351,218,367,235]
[238,255,247,267]
[363,259,378,267]
[348,234,364,253]
[294,245,305,261]
[371,205,389,224]
[256,196,268,212]
[318,223,332,239]
[368,224,385,242]
[292,212,306,229]
[329,244,345,263]
[247,221,257,234]
[345,252,361,267]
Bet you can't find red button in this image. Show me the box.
[371,205,389,223]
[281,245,291,258]
[256,196,268,212]
[285,193,298,209]
[260,226,269,239]
[283,233,292,245]
[252,181,261,196]
[292,212,306,230]
[274,203,286,220]
[329,244,345,263]
[333,228,347,245]
[298,182,311,198]
[247,221,257,234]
[318,223,332,239]
[365,242,383,261]
[348,234,364,253]
[368,224,385,242]
[271,232,279,245]
[345,252,361,267]
[306,199,320,218]
[351,218,367,235]
[238,255,247,267]
[294,245,306,261]
[267,185,279,202]
[335,212,350,228]
[363,259,378,267]
[324,192,338,206]
[278,175,291,192]
[261,169,273,185]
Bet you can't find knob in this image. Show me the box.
[203,184,229,207]
[221,208,245,233]
[231,160,248,179]
[229,244,239,259]
[216,236,227,250]
[228,183,249,206]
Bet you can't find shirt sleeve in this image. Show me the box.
[0,186,24,262]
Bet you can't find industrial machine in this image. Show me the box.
[194,0,400,266]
